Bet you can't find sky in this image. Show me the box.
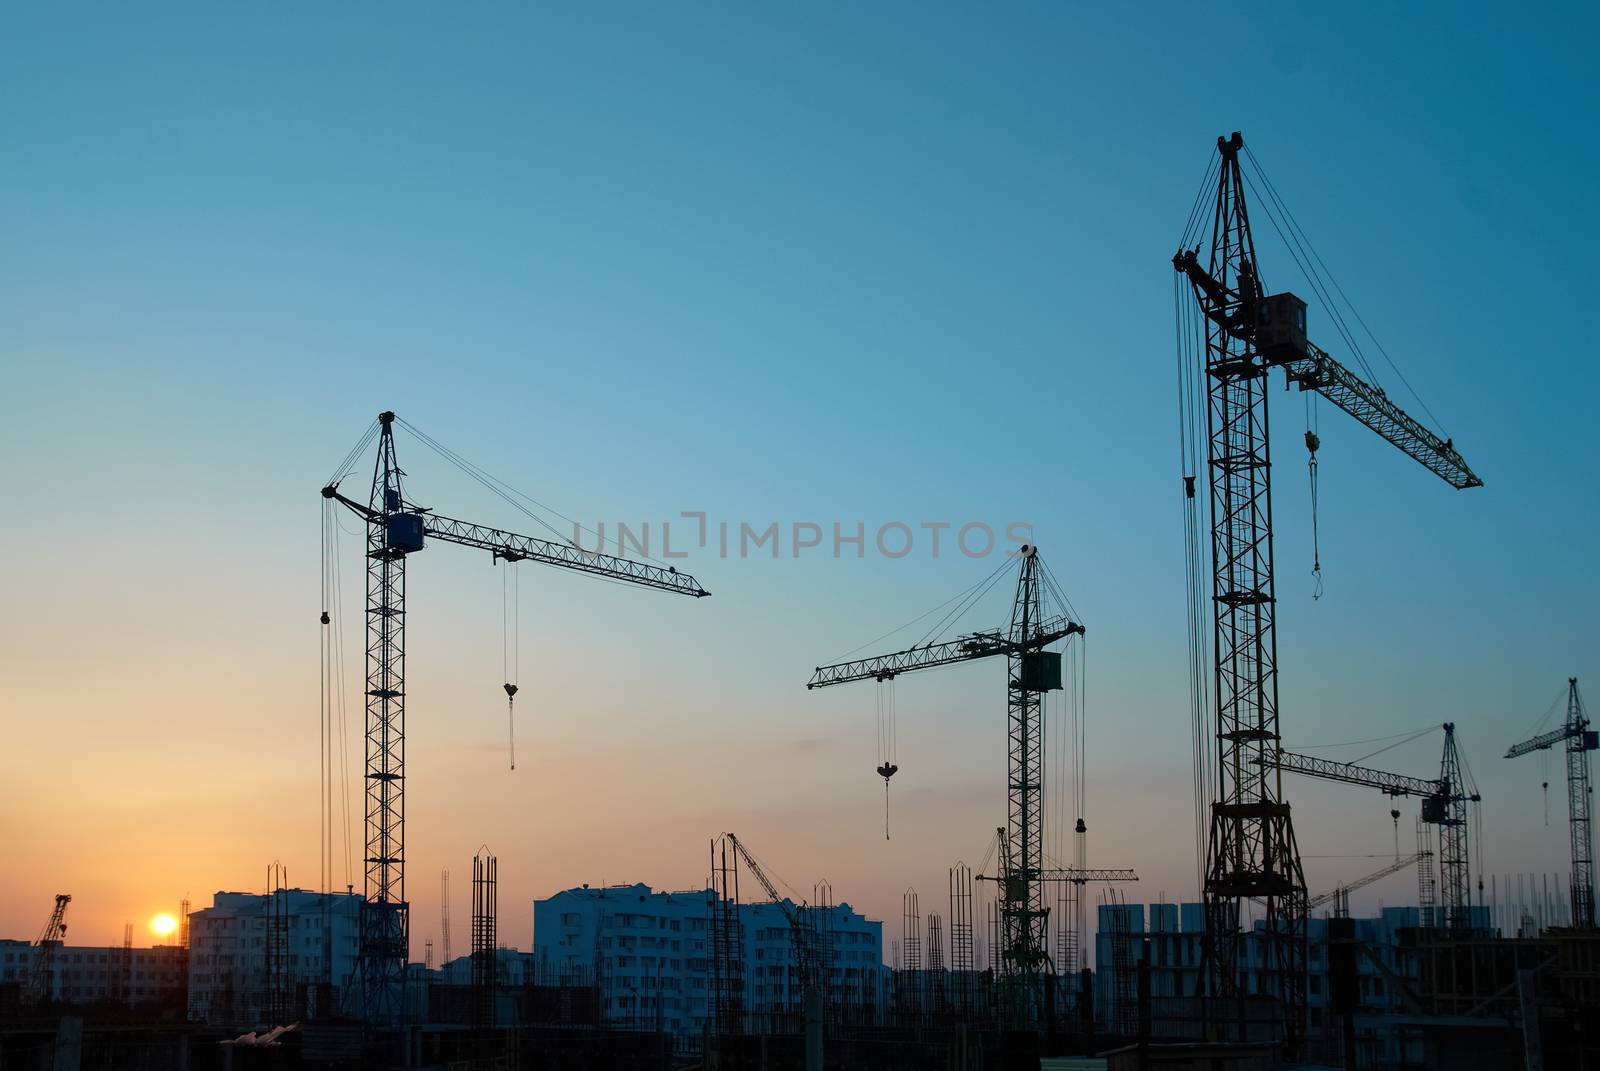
[2,3,1597,959]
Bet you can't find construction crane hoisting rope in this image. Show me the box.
[499,553,523,771]
[876,678,898,839]
[1304,396,1323,600]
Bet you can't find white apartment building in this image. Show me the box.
[186,888,361,1028]
[0,939,185,1006]
[532,883,885,1043]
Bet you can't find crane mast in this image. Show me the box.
[1505,678,1596,928]
[1433,724,1475,931]
[324,411,709,1026]
[1174,132,1481,1056]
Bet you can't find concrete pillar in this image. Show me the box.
[804,987,824,1071]
[51,1017,82,1071]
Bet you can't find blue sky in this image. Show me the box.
[2,3,1596,951]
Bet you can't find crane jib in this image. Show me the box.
[322,487,708,597]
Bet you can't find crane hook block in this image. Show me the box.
[320,611,330,625]
[504,683,519,699]
[1305,430,1321,454]
[877,763,898,781]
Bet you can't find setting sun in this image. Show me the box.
[150,913,177,938]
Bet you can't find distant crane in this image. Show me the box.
[1506,678,1596,928]
[24,894,70,1007]
[807,547,1123,1026]
[972,824,1137,1017]
[1265,724,1480,930]
[1173,131,1481,1052]
[1307,851,1430,914]
[322,411,710,1025]
[715,834,822,1015]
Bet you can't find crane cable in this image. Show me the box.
[319,498,356,893]
[1175,260,1215,901]
[502,562,521,771]
[1348,723,1439,766]
[320,504,332,905]
[1243,146,1451,440]
[876,678,898,839]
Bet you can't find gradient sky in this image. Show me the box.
[3,4,1596,959]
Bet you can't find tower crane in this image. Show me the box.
[23,894,70,1008]
[322,411,710,1025]
[1173,131,1481,1053]
[1505,678,1596,928]
[806,547,1129,1026]
[1263,724,1479,930]
[972,825,1137,1015]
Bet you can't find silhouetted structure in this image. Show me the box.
[321,411,709,1025]
[1173,130,1482,1056]
[808,547,1084,1025]
[1507,678,1597,928]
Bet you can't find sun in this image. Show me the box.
[150,913,178,938]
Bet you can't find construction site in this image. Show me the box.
[3,7,1595,1071]
[5,127,1595,1069]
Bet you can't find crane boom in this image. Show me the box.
[1172,254,1482,492]
[726,834,795,923]
[722,834,819,991]
[1267,750,1441,799]
[1306,852,1428,911]
[978,868,1139,885]
[24,894,70,1007]
[806,615,1083,689]
[1505,724,1577,760]
[1282,344,1481,490]
[321,491,709,598]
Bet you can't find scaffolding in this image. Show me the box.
[1103,890,1135,1037]
[266,863,292,1027]
[709,837,745,1036]
[949,864,975,1013]
[471,850,498,1035]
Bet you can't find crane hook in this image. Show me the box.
[877,763,898,840]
